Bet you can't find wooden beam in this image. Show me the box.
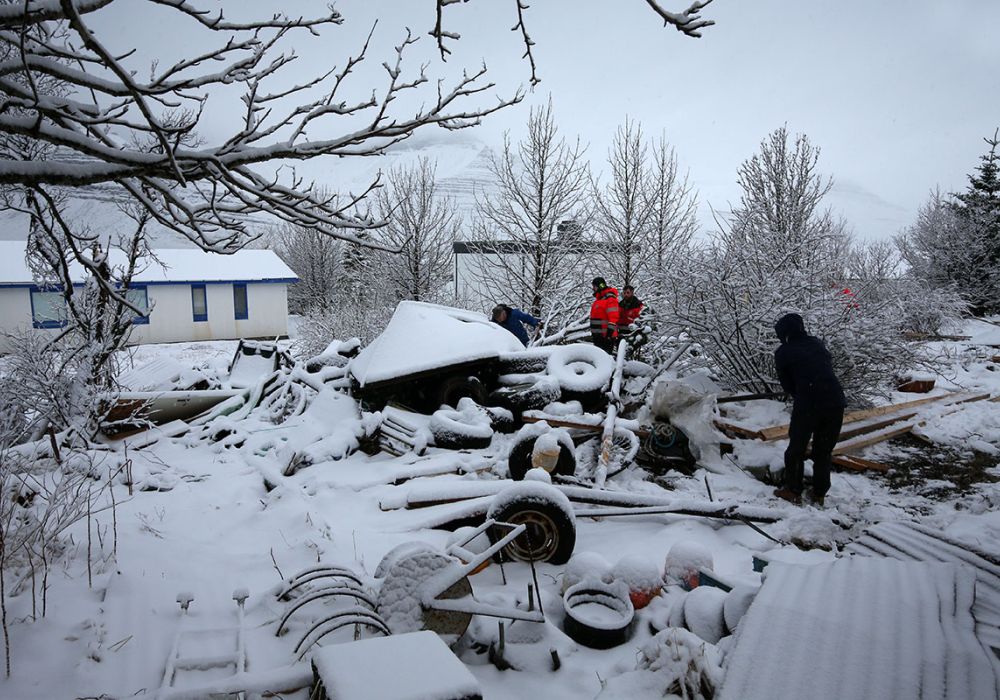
[714,419,764,440]
[831,454,889,472]
[832,423,914,455]
[758,393,958,441]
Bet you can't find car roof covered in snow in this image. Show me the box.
[0,240,297,286]
[349,300,524,387]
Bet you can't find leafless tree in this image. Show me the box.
[667,127,943,400]
[592,118,653,288]
[271,224,344,315]
[644,133,698,292]
[374,158,459,302]
[469,99,591,318]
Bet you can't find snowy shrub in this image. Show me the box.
[0,330,98,438]
[664,127,954,402]
[294,290,396,359]
[597,628,722,700]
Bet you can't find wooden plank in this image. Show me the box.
[836,413,919,442]
[758,393,957,441]
[522,413,650,439]
[716,391,784,404]
[832,423,914,455]
[832,455,889,472]
[714,419,764,440]
[522,415,602,432]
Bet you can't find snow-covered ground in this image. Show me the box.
[1,320,999,699]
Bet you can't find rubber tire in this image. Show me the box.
[506,435,576,481]
[488,381,561,413]
[434,375,488,408]
[488,494,576,565]
[429,408,493,450]
[546,344,614,393]
[497,354,549,374]
[562,583,635,649]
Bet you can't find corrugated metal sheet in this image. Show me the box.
[846,520,1000,652]
[718,558,1000,700]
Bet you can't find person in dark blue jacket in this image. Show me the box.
[773,312,846,506]
[491,303,539,346]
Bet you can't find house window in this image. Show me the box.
[30,287,67,329]
[126,285,150,325]
[233,283,248,320]
[191,284,208,321]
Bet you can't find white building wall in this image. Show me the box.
[0,287,32,334]
[237,283,288,339]
[0,283,291,351]
[129,282,289,345]
[0,287,37,351]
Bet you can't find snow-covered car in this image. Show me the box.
[349,301,525,410]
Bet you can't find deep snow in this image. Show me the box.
[1,321,999,699]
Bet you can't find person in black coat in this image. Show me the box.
[773,312,846,506]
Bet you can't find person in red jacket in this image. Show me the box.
[620,285,644,326]
[590,277,620,353]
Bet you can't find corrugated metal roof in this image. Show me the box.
[718,557,1000,700]
[845,520,1000,652]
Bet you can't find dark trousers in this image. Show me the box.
[784,404,844,497]
[591,332,617,355]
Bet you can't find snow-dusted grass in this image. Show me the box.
[1,323,998,699]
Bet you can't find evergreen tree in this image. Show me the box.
[949,130,1000,315]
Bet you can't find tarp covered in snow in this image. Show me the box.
[349,300,523,387]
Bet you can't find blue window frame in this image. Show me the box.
[126,285,150,325]
[233,283,248,320]
[191,284,208,322]
[30,286,67,329]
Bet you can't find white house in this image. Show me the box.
[0,241,297,347]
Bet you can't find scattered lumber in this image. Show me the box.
[832,423,915,455]
[714,419,764,440]
[758,393,964,442]
[831,455,889,472]
[716,391,785,404]
[896,378,935,393]
[522,413,649,439]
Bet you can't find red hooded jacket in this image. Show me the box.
[590,286,620,338]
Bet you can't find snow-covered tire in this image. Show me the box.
[484,406,515,434]
[497,352,549,375]
[429,407,494,450]
[487,483,576,565]
[562,580,635,649]
[488,377,562,413]
[434,375,488,409]
[506,433,576,481]
[546,344,614,394]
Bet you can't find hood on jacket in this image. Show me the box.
[594,286,618,300]
[775,312,806,343]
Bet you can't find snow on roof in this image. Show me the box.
[0,240,296,285]
[349,300,524,387]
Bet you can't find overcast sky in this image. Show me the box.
[93,0,1000,240]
